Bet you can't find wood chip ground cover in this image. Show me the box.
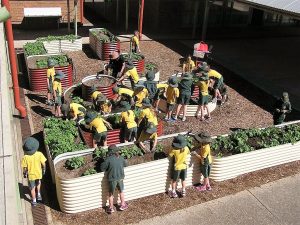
[20,40,300,224]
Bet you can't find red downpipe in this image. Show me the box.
[80,0,84,24]
[138,0,144,40]
[2,0,27,118]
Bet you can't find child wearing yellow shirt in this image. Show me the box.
[120,101,137,142]
[118,60,140,89]
[165,77,179,122]
[21,137,47,206]
[169,135,190,198]
[134,84,149,108]
[192,132,213,191]
[46,59,56,106]
[195,73,211,121]
[182,55,196,73]
[61,102,86,122]
[131,30,141,53]
[53,71,64,117]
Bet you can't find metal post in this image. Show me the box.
[192,0,200,38]
[67,0,71,33]
[74,0,78,36]
[201,0,211,41]
[138,0,144,40]
[125,0,129,32]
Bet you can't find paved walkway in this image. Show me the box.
[133,173,300,225]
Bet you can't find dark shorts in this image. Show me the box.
[213,77,224,90]
[198,95,209,105]
[29,179,41,190]
[47,80,53,94]
[167,103,176,112]
[125,127,137,141]
[55,96,62,106]
[177,93,191,105]
[172,169,187,181]
[200,164,211,178]
[93,131,107,144]
[109,179,124,194]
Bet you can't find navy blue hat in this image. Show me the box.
[23,137,39,155]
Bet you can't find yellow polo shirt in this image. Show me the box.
[157,83,168,89]
[53,80,62,96]
[91,91,102,101]
[138,131,157,142]
[21,151,47,181]
[139,108,158,125]
[208,69,222,79]
[125,67,139,84]
[169,146,190,170]
[119,88,134,97]
[47,67,55,82]
[199,144,212,164]
[134,88,149,107]
[121,110,137,129]
[70,103,85,117]
[183,60,196,73]
[196,80,209,96]
[166,86,179,104]
[89,117,107,133]
[132,36,139,46]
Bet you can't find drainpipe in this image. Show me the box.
[80,0,83,24]
[2,0,27,118]
[138,0,144,40]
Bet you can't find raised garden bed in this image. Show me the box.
[89,28,120,60]
[52,132,200,213]
[79,116,164,147]
[81,74,116,101]
[37,35,83,53]
[122,53,145,74]
[26,54,73,92]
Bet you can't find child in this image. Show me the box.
[90,86,102,110]
[84,112,112,148]
[165,77,179,122]
[131,30,141,53]
[174,73,193,122]
[61,102,86,122]
[21,137,47,206]
[203,63,224,101]
[120,101,137,142]
[101,145,128,213]
[192,132,213,191]
[53,71,65,117]
[169,134,190,198]
[112,86,134,105]
[133,84,149,108]
[118,60,140,89]
[195,72,211,121]
[97,95,112,115]
[182,55,196,73]
[46,59,56,106]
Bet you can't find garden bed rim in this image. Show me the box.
[81,74,117,85]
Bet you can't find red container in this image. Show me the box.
[132,57,145,74]
[191,86,199,98]
[81,75,116,101]
[79,120,163,148]
[101,42,121,61]
[28,65,73,92]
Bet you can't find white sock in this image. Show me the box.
[32,198,36,202]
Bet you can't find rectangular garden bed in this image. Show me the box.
[37,35,82,53]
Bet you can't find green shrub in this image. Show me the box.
[36,55,69,69]
[65,156,85,169]
[37,34,78,43]
[123,53,144,61]
[24,41,46,56]
[82,168,97,176]
[93,147,108,161]
[120,145,143,159]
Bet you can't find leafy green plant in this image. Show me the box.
[106,114,121,129]
[82,168,97,176]
[44,117,87,158]
[123,53,144,61]
[186,136,194,149]
[36,55,69,69]
[155,144,164,153]
[120,145,143,159]
[145,62,158,71]
[93,147,108,161]
[71,96,84,104]
[65,156,85,169]
[91,29,118,43]
[24,41,47,56]
[37,34,78,43]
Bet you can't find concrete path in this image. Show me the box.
[133,173,300,225]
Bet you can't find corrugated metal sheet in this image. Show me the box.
[240,0,300,16]
[42,38,82,53]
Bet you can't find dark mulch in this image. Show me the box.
[51,160,300,225]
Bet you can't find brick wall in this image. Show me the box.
[10,0,82,24]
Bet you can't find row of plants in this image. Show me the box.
[36,55,69,69]
[91,28,118,43]
[65,156,97,176]
[211,124,300,157]
[24,41,47,56]
[122,52,144,61]
[44,117,86,158]
[37,34,79,43]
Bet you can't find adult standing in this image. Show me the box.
[105,51,126,79]
[273,92,292,125]
[101,145,128,214]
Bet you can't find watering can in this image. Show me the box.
[0,6,11,23]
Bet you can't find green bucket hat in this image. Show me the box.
[199,72,209,81]
[199,62,210,72]
[84,111,97,124]
[47,58,56,67]
[96,94,107,103]
[61,103,70,117]
[168,77,178,88]
[112,86,119,93]
[126,60,135,69]
[145,122,157,134]
[23,137,39,155]
[146,71,155,81]
[172,134,187,149]
[194,132,212,143]
[55,71,65,80]
[119,100,131,111]
[182,73,193,80]
[108,144,120,154]
[142,98,152,107]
